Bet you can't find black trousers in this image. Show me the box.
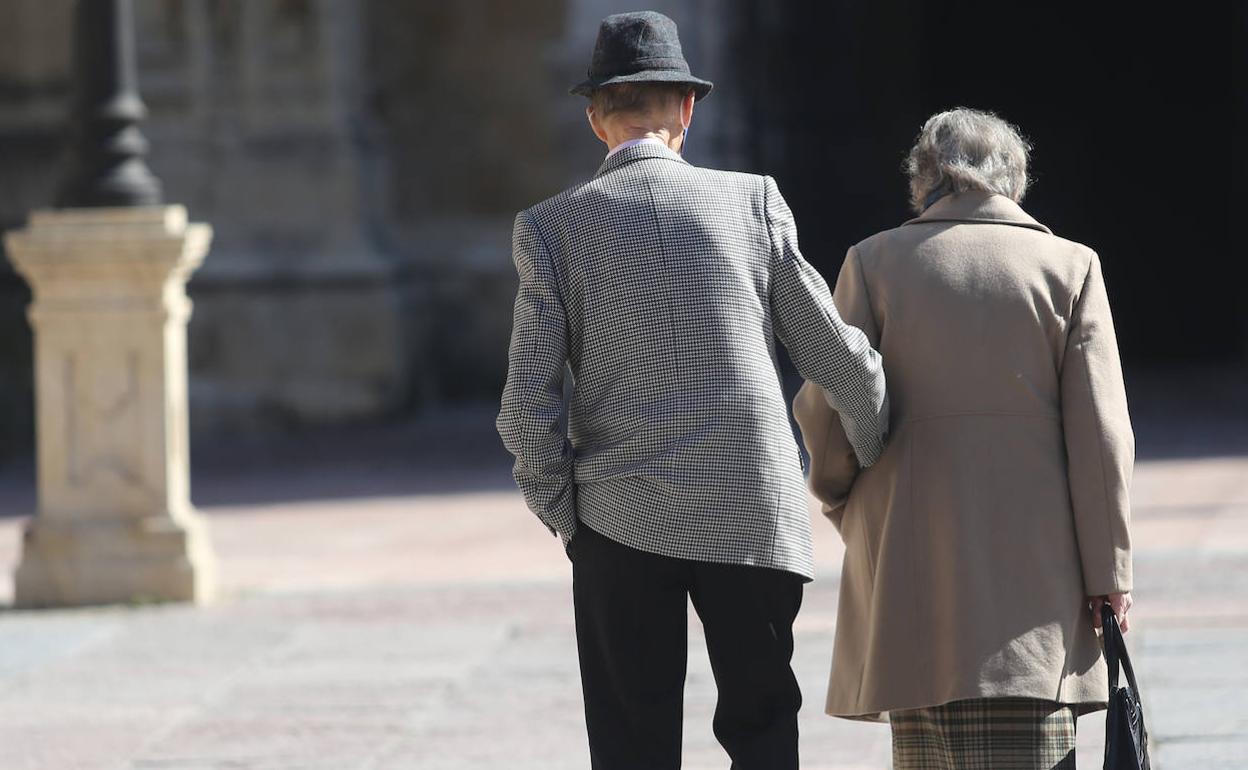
[570,524,805,770]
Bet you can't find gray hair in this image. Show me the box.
[904,108,1032,214]
[590,82,692,118]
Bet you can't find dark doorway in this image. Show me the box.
[736,1,1243,365]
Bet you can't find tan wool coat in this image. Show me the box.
[794,191,1134,720]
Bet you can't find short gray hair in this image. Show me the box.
[590,82,692,118]
[904,108,1032,213]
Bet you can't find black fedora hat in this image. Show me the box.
[571,11,713,100]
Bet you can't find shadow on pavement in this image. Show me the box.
[188,405,518,507]
[1126,364,1248,460]
[0,405,517,516]
[0,366,1243,516]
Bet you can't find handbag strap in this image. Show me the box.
[1100,603,1143,705]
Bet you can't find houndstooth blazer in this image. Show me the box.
[497,142,887,579]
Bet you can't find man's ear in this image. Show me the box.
[680,90,695,130]
[586,105,609,145]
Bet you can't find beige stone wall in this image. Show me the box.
[0,0,752,448]
[362,0,751,402]
[124,0,410,431]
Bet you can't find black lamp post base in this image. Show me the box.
[58,0,164,210]
[58,162,164,209]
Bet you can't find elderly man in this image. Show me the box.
[497,11,888,770]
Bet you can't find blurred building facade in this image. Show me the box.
[0,1,1241,459]
[0,0,759,457]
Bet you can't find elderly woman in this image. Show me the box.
[794,108,1135,769]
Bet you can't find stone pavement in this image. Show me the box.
[0,394,1244,769]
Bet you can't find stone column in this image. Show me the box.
[4,206,216,607]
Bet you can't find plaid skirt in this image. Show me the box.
[890,698,1078,770]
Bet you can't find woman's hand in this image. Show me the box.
[1089,591,1133,634]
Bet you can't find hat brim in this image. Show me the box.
[571,70,713,100]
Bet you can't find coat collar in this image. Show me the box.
[594,141,689,178]
[902,191,1052,234]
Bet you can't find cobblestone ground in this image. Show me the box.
[0,390,1244,769]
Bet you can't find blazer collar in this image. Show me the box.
[902,191,1052,234]
[594,141,689,178]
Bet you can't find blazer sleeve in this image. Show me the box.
[496,210,577,543]
[792,248,885,532]
[764,176,888,467]
[1060,251,1134,596]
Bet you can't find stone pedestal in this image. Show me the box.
[4,206,215,607]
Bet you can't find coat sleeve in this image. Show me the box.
[792,248,886,532]
[1060,251,1134,596]
[496,210,577,543]
[765,176,888,467]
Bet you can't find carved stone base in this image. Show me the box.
[14,512,215,607]
[4,206,217,608]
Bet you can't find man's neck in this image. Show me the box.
[606,136,669,158]
[606,129,683,156]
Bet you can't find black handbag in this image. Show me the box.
[1102,604,1151,770]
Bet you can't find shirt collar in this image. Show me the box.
[605,136,670,159]
[594,140,689,179]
